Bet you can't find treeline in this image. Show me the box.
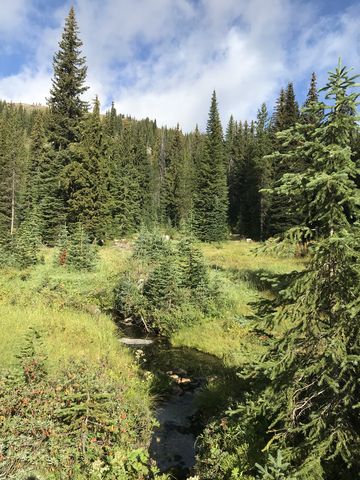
[3,8,358,251]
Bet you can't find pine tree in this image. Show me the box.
[67,223,97,270]
[284,82,300,127]
[64,97,112,240]
[47,6,88,149]
[301,72,320,125]
[24,111,52,241]
[193,91,228,241]
[160,125,186,228]
[13,212,42,268]
[0,105,27,241]
[242,61,360,478]
[46,6,89,241]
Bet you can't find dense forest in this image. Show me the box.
[0,9,342,252]
[0,6,359,480]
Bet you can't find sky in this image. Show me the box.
[0,0,359,131]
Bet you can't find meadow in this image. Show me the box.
[0,240,302,478]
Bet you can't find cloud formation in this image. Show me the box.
[0,0,359,131]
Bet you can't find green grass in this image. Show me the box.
[171,240,303,366]
[0,244,152,426]
[0,241,302,371]
[0,245,131,311]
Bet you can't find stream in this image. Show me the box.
[119,325,225,479]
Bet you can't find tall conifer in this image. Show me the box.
[193,91,228,241]
[46,6,89,240]
[243,62,360,478]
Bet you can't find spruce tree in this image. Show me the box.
[160,125,186,228]
[47,6,88,149]
[0,105,27,241]
[266,83,301,236]
[255,103,273,240]
[46,6,89,241]
[241,61,360,478]
[67,223,97,270]
[13,212,42,268]
[24,111,51,241]
[301,72,320,125]
[55,224,70,266]
[236,121,260,238]
[133,123,156,226]
[64,97,112,241]
[284,82,300,127]
[193,91,228,241]
[271,88,287,132]
[110,122,142,236]
[226,116,244,231]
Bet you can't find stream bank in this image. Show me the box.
[119,325,227,479]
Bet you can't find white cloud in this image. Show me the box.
[0,0,359,131]
[0,68,51,105]
[0,0,29,37]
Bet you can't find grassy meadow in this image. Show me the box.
[0,239,303,477]
[0,240,302,372]
[172,240,302,366]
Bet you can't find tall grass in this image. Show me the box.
[0,244,150,404]
[172,240,303,366]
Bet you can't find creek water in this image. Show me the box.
[119,325,225,479]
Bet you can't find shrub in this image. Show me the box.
[66,223,98,270]
[133,228,171,262]
[114,236,221,335]
[0,329,164,479]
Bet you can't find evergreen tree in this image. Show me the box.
[55,224,70,266]
[301,72,320,125]
[24,111,51,241]
[178,237,209,291]
[47,6,88,149]
[104,101,122,137]
[160,125,186,228]
[0,105,27,240]
[133,124,156,226]
[13,212,42,268]
[193,91,228,241]
[226,116,244,231]
[236,121,259,237]
[110,122,142,236]
[284,82,300,127]
[304,72,318,106]
[46,6,89,241]
[67,223,97,270]
[188,126,205,228]
[266,83,301,236]
[64,97,112,240]
[241,62,360,478]
[254,104,273,240]
[271,88,287,132]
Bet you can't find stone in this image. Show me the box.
[120,338,154,346]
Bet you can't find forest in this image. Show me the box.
[0,6,359,480]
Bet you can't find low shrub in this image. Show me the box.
[114,232,221,334]
[0,329,167,480]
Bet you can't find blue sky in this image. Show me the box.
[0,0,359,131]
